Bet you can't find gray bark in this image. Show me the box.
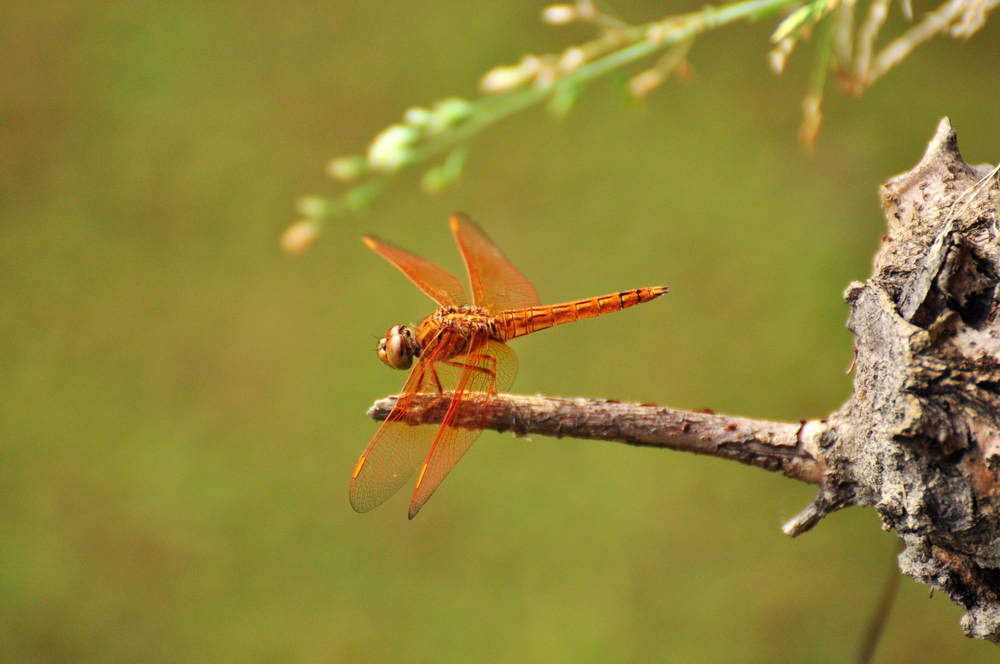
[819,117,1000,642]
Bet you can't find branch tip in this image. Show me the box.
[782,491,838,537]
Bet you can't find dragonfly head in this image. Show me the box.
[378,324,421,370]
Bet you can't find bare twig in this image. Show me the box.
[857,544,904,664]
[854,0,891,81]
[833,0,858,68]
[368,392,829,486]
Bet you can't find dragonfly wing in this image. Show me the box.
[349,348,450,513]
[363,234,468,307]
[350,421,437,513]
[449,212,540,312]
[408,339,518,518]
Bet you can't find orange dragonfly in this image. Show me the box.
[350,213,667,518]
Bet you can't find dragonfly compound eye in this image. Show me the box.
[379,324,417,370]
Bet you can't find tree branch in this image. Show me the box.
[369,392,828,488]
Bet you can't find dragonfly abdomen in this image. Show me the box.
[495,286,667,340]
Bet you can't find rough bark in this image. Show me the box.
[821,117,1000,642]
[369,117,1000,642]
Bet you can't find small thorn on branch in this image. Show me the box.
[782,491,839,537]
[368,392,830,494]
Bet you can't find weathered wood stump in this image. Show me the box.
[821,117,1000,642]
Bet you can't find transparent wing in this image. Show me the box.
[449,212,540,312]
[349,326,492,514]
[407,339,518,519]
[363,234,468,307]
[349,347,446,513]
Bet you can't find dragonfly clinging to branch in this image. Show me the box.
[350,213,668,518]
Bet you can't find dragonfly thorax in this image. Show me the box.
[377,324,421,370]
[419,305,498,342]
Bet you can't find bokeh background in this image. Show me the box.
[4,1,1000,661]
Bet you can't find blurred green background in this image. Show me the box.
[3,1,1000,661]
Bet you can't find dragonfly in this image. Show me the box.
[350,213,667,518]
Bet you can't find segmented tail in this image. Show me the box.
[495,286,668,340]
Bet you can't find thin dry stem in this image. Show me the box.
[854,0,891,81]
[864,0,1000,86]
[833,0,858,66]
[368,392,828,486]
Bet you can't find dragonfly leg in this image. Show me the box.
[394,363,448,419]
[426,363,445,394]
[397,363,444,405]
[444,353,498,393]
[419,363,453,417]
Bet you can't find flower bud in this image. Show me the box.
[296,195,336,219]
[480,65,532,94]
[431,97,475,127]
[557,47,586,73]
[326,155,367,182]
[403,106,434,128]
[541,4,577,25]
[628,68,665,99]
[280,220,321,254]
[367,124,420,171]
